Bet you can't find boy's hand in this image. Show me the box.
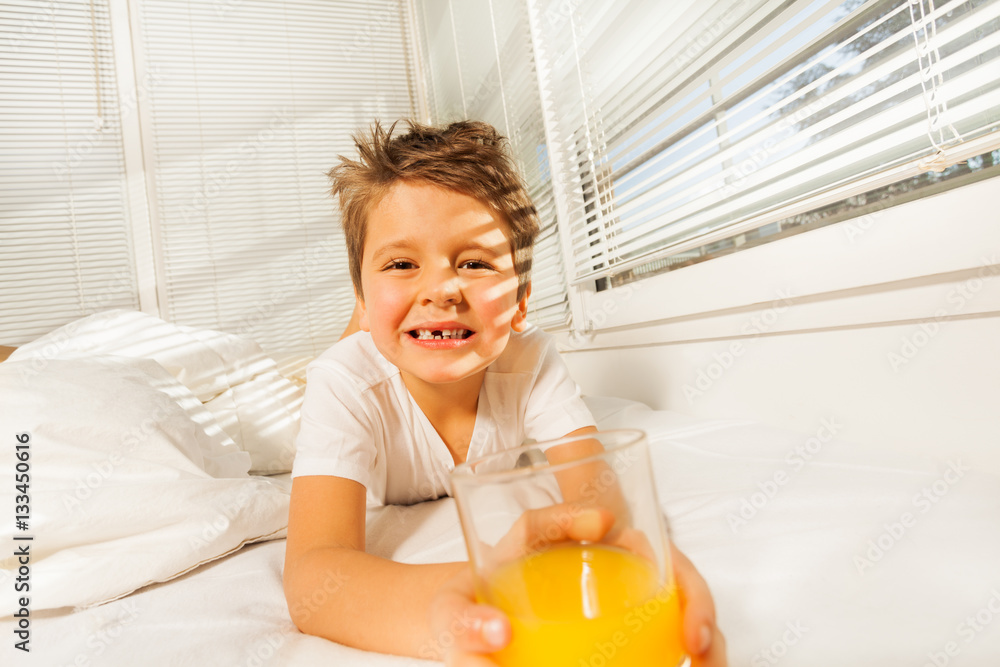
[427,506,727,666]
[428,567,510,666]
[672,542,728,667]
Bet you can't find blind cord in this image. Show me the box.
[90,0,104,132]
[909,0,962,169]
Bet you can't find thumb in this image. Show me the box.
[458,605,511,655]
[429,567,512,658]
[670,543,719,659]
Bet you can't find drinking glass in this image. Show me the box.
[451,429,688,667]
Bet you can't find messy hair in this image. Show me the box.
[329,120,540,301]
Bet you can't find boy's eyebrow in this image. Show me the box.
[462,241,508,257]
[369,241,415,259]
[369,239,509,259]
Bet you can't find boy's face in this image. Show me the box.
[356,180,529,389]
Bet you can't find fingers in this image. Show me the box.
[493,503,617,561]
[429,566,510,662]
[523,503,616,548]
[670,543,725,664]
[690,622,728,667]
[433,603,508,656]
[520,504,660,565]
[607,526,657,563]
[563,505,616,542]
[521,502,616,546]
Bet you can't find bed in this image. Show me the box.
[2,310,998,666]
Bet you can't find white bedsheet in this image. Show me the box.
[4,396,999,666]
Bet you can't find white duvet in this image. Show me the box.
[0,311,296,615]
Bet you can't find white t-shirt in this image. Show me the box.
[291,325,595,506]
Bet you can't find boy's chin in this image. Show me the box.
[404,366,485,387]
[396,358,493,388]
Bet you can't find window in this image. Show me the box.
[536,0,1000,289]
[0,0,139,345]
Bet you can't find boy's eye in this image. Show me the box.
[383,259,416,271]
[460,259,494,271]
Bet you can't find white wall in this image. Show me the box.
[555,176,1000,473]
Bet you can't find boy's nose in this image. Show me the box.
[420,269,462,306]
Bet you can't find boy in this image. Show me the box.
[283,120,725,665]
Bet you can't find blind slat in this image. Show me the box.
[141,0,415,360]
[0,0,138,346]
[528,0,1000,284]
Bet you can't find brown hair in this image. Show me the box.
[329,120,540,301]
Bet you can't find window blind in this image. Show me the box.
[535,0,1000,284]
[415,0,573,330]
[0,0,138,345]
[135,0,417,369]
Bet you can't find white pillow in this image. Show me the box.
[202,372,302,474]
[10,310,303,473]
[582,394,754,441]
[0,357,289,613]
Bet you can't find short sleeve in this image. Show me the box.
[290,361,379,490]
[522,331,596,441]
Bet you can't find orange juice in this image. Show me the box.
[477,543,686,667]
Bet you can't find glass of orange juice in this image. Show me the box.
[451,429,688,667]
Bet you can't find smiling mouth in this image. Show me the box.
[407,328,473,340]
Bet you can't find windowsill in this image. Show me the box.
[561,175,1000,350]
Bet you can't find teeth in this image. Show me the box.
[412,328,470,340]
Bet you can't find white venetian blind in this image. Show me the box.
[532,0,1000,283]
[0,0,138,345]
[135,0,417,368]
[415,0,572,329]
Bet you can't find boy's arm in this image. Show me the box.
[546,425,630,518]
[283,475,470,659]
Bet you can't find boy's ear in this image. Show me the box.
[356,292,371,332]
[339,293,368,340]
[511,282,531,332]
